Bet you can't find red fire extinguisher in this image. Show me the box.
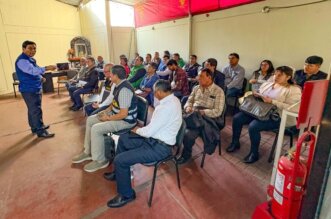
[270,131,316,219]
[252,131,317,219]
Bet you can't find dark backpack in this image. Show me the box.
[104,133,116,163]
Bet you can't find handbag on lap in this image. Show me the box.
[239,95,279,121]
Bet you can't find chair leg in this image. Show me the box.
[219,140,222,156]
[57,83,60,95]
[268,133,279,163]
[290,134,294,148]
[200,152,206,168]
[174,160,181,189]
[13,85,17,98]
[148,163,160,207]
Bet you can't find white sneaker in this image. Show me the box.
[83,160,110,173]
[72,152,92,164]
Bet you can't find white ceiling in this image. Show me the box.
[56,0,142,7]
[111,0,142,6]
[56,0,81,7]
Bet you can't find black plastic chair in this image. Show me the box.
[12,72,19,98]
[268,126,297,163]
[200,103,227,168]
[232,78,247,115]
[106,95,149,136]
[143,120,186,207]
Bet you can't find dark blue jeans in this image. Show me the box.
[71,87,93,108]
[68,85,79,101]
[180,96,189,109]
[114,133,172,197]
[21,91,45,134]
[226,87,242,97]
[173,91,183,100]
[232,112,281,155]
[66,82,77,91]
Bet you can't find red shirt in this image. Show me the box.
[122,64,130,77]
[170,67,189,96]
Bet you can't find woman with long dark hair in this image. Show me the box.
[249,60,274,91]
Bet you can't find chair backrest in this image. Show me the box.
[136,95,149,126]
[98,80,105,93]
[174,120,186,156]
[12,72,18,81]
[241,78,248,94]
[217,100,227,130]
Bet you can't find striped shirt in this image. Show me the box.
[113,80,134,109]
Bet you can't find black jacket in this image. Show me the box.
[184,112,221,154]
[82,66,99,90]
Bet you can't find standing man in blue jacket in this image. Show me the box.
[15,40,56,138]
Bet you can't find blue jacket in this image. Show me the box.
[15,53,45,93]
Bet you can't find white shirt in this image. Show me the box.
[136,94,182,145]
[156,67,172,77]
[98,83,116,108]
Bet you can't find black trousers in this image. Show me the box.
[21,91,45,134]
[114,133,172,197]
[182,128,200,159]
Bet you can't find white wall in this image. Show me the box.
[111,27,136,64]
[80,0,109,62]
[79,0,137,64]
[0,0,81,95]
[136,0,331,76]
[136,18,190,62]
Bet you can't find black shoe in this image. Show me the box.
[177,156,191,165]
[32,125,50,134]
[71,106,82,111]
[103,172,116,181]
[43,125,50,130]
[107,191,136,208]
[37,130,55,138]
[243,153,259,164]
[69,105,76,110]
[226,142,240,153]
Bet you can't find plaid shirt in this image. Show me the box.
[169,67,189,96]
[184,83,225,118]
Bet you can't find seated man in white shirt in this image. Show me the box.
[84,63,116,116]
[66,57,88,90]
[104,79,182,208]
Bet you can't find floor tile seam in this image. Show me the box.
[163,184,197,219]
[80,165,180,219]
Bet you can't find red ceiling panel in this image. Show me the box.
[134,0,263,27]
[220,0,259,9]
[190,0,219,14]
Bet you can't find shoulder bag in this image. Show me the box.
[239,95,279,121]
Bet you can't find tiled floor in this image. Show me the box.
[0,90,294,219]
